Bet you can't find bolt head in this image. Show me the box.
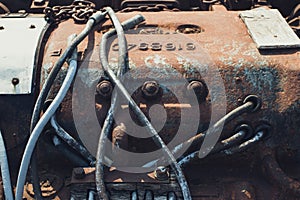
[73,168,85,179]
[142,81,160,98]
[11,78,19,86]
[154,166,169,181]
[96,80,113,98]
[186,80,208,102]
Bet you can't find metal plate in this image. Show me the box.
[240,8,300,49]
[0,17,47,94]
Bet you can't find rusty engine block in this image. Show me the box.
[0,0,299,199]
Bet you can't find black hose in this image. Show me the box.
[182,100,256,157]
[143,98,259,168]
[96,9,192,200]
[52,136,89,166]
[178,125,250,167]
[50,115,96,166]
[223,129,265,155]
[28,11,106,200]
[96,8,145,200]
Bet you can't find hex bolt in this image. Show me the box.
[154,166,169,181]
[11,78,20,86]
[96,80,113,98]
[142,81,160,99]
[73,168,85,179]
[186,80,208,102]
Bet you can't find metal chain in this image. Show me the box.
[120,4,177,12]
[44,0,97,24]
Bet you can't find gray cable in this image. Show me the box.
[15,34,78,200]
[0,130,13,200]
[96,9,192,200]
[29,11,106,200]
[95,10,145,200]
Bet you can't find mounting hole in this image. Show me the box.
[176,24,203,34]
[243,95,261,112]
[255,123,272,139]
[235,124,253,140]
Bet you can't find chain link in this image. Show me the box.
[44,0,97,24]
[120,4,177,12]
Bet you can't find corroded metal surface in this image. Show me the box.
[41,10,299,143]
[38,9,300,199]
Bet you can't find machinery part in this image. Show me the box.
[96,7,138,200]
[28,11,106,199]
[210,123,253,154]
[52,135,90,166]
[223,125,269,155]
[154,166,169,181]
[0,130,13,200]
[44,0,97,23]
[141,81,161,99]
[178,123,253,167]
[25,171,64,198]
[0,17,47,94]
[95,8,192,200]
[50,115,96,166]
[0,1,298,199]
[261,144,300,197]
[120,0,180,11]
[186,80,209,102]
[15,34,78,200]
[240,8,300,49]
[96,80,113,99]
[143,96,259,168]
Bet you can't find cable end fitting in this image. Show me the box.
[122,14,146,31]
[90,11,107,25]
[243,95,262,112]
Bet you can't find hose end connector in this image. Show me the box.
[90,11,107,24]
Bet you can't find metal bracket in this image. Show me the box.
[240,8,300,49]
[0,17,47,94]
